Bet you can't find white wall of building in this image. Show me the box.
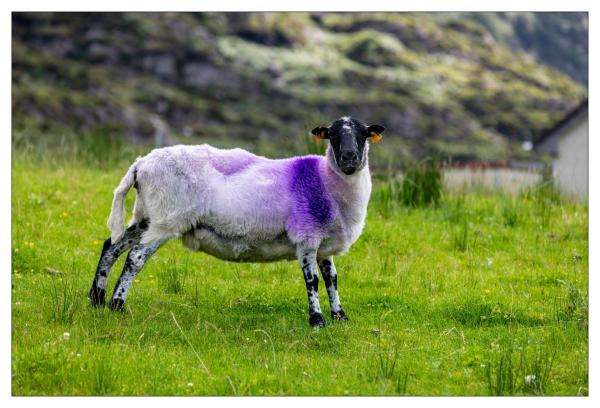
[443,168,541,195]
[553,115,588,199]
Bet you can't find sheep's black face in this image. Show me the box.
[312,117,385,175]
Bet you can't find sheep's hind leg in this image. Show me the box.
[88,220,148,307]
[108,239,166,311]
[297,247,326,327]
[318,257,348,321]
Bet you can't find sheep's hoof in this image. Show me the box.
[309,313,327,328]
[108,298,125,312]
[88,287,105,307]
[332,310,348,322]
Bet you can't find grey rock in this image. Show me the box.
[142,54,178,81]
[182,63,240,89]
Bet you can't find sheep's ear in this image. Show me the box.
[367,124,385,144]
[311,126,330,142]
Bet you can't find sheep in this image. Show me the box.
[88,116,385,327]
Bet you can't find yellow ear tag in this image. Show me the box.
[370,131,383,144]
[313,131,327,142]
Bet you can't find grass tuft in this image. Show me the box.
[92,357,116,395]
[554,279,588,327]
[159,258,189,294]
[485,342,556,395]
[372,177,401,217]
[441,194,467,224]
[522,178,564,228]
[452,218,470,252]
[47,276,77,326]
[501,198,519,227]
[399,159,442,208]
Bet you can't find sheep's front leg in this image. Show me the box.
[318,257,348,321]
[297,247,326,327]
[108,239,166,311]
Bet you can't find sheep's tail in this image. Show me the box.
[107,162,138,244]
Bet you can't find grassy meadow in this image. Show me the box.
[11,146,588,396]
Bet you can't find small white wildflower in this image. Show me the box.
[524,375,537,385]
[76,353,81,357]
[63,332,70,340]
[187,382,193,387]
[487,257,493,267]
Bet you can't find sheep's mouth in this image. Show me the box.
[340,165,357,175]
[332,152,361,175]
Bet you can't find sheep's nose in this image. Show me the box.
[341,151,358,162]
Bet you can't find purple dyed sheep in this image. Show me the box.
[89,116,385,327]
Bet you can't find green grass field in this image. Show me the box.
[11,151,588,396]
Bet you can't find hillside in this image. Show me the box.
[465,12,588,86]
[12,12,587,164]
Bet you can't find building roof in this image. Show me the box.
[534,98,588,147]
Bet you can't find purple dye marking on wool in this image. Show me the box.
[289,157,333,226]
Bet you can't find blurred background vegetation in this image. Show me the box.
[12,12,587,167]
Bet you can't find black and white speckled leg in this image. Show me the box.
[318,256,348,321]
[88,220,148,307]
[297,247,326,327]
[108,239,166,311]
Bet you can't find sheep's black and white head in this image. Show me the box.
[312,116,385,175]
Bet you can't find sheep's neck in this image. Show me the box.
[323,146,372,226]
